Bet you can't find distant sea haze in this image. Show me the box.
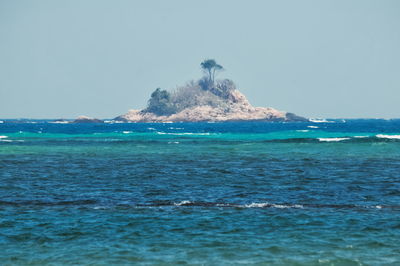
[1,120,400,264]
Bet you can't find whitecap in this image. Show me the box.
[0,121,3,123]
[243,202,303,209]
[376,134,400,140]
[307,126,319,129]
[167,141,180,144]
[354,136,368,138]
[122,131,132,134]
[271,204,304,209]
[147,127,156,130]
[244,202,270,208]
[93,206,108,210]
[318,137,350,142]
[50,121,69,124]
[309,118,329,123]
[157,132,211,136]
[296,130,309,132]
[180,132,211,135]
[174,200,191,206]
[0,136,8,139]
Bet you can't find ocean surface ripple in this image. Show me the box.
[1,120,400,265]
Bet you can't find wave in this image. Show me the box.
[318,137,350,142]
[309,118,334,123]
[156,132,213,136]
[1,200,398,211]
[243,202,304,209]
[376,134,400,140]
[2,130,400,144]
[174,200,192,206]
[133,202,400,210]
[0,199,97,206]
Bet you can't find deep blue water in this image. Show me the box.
[1,119,400,265]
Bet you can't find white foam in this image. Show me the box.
[167,141,180,144]
[242,202,303,209]
[271,204,304,209]
[376,134,400,140]
[0,136,8,139]
[157,132,211,136]
[50,121,69,124]
[296,130,309,132]
[147,127,156,130]
[174,200,191,206]
[375,205,383,209]
[0,139,23,142]
[354,136,368,138]
[318,137,350,142]
[307,126,319,129]
[309,118,329,123]
[93,206,108,210]
[122,131,132,134]
[0,121,4,123]
[180,133,211,135]
[244,202,270,208]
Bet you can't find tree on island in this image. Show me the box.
[145,88,176,115]
[200,59,223,89]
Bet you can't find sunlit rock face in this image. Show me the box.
[115,79,307,122]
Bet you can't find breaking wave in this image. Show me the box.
[376,134,400,140]
[318,137,351,142]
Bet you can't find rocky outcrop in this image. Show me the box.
[73,116,103,123]
[115,80,307,122]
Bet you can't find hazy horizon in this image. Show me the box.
[1,0,399,119]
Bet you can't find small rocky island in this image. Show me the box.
[115,60,307,122]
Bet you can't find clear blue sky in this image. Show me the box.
[1,0,399,119]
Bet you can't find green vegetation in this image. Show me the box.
[200,59,223,89]
[145,88,176,115]
[145,60,235,116]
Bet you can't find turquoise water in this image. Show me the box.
[1,120,400,265]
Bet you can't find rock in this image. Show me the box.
[73,116,103,123]
[115,80,307,123]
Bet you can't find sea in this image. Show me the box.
[1,119,400,265]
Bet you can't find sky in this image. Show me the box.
[0,0,399,119]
